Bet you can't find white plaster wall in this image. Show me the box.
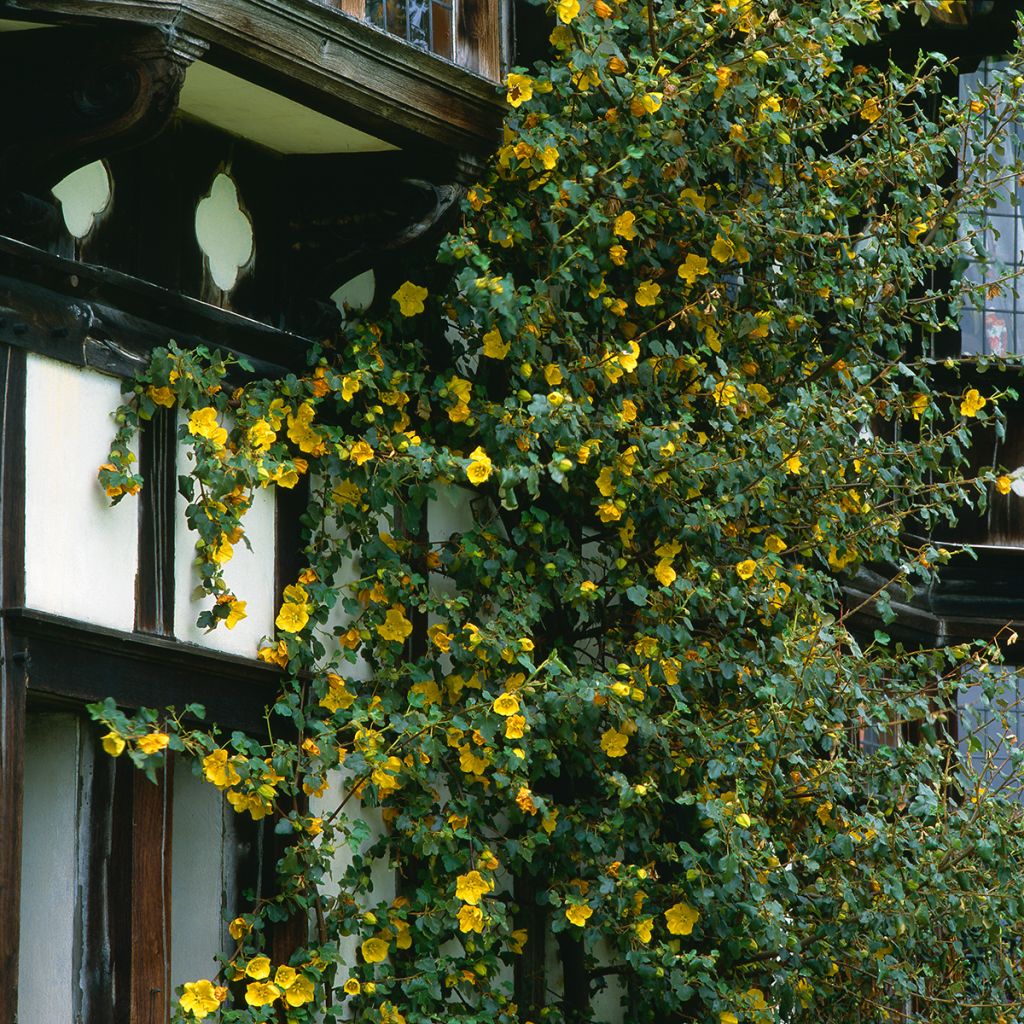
[18,713,80,1023]
[171,759,227,990]
[24,355,138,630]
[174,442,275,657]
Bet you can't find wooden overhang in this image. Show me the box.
[0,0,506,179]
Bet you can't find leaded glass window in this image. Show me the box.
[958,665,1024,802]
[959,60,1024,356]
[363,0,454,59]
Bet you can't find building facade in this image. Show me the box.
[2,1,1024,1022]
[0,1,507,1020]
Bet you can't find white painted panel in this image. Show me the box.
[52,160,112,238]
[18,713,80,1024]
[195,173,253,293]
[428,483,476,601]
[171,759,227,989]
[174,464,275,658]
[180,62,397,155]
[24,355,138,630]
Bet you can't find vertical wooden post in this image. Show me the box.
[112,758,174,1024]
[456,0,502,80]
[129,765,174,1024]
[0,344,26,1024]
[136,407,176,636]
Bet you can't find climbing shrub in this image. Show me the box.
[92,1,1024,1022]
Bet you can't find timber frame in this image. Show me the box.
[0,0,506,174]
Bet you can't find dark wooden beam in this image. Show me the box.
[0,234,311,378]
[1,0,504,171]
[9,608,283,735]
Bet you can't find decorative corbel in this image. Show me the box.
[0,24,202,242]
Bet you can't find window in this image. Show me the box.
[958,664,1024,801]
[959,60,1024,356]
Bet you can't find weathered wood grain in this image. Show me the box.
[2,0,505,165]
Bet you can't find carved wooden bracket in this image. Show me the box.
[0,25,197,240]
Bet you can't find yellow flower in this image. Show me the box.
[276,601,309,633]
[556,0,580,22]
[785,454,802,474]
[350,440,375,465]
[245,956,272,980]
[179,979,222,1019]
[203,749,241,789]
[505,714,527,739]
[713,381,737,407]
[286,403,324,455]
[138,732,169,755]
[641,92,663,114]
[635,281,660,307]
[274,965,297,989]
[244,981,280,1007]
[597,501,622,523]
[456,870,492,905]
[910,393,929,420]
[482,328,510,359]
[372,756,403,793]
[516,785,539,814]
[322,673,357,713]
[285,975,315,1007]
[765,534,787,554]
[393,281,428,316]
[224,598,247,630]
[458,904,485,932]
[229,916,249,940]
[714,65,733,100]
[460,745,490,774]
[380,1001,407,1024]
[664,901,700,935]
[711,234,734,263]
[721,1014,739,1024]
[147,385,175,408]
[544,363,564,385]
[600,727,629,757]
[493,693,521,716]
[258,639,289,668]
[101,731,126,757]
[860,96,882,123]
[377,606,413,644]
[362,937,390,963]
[565,904,593,926]
[635,918,654,943]
[188,407,228,448]
[510,928,528,953]
[467,447,494,486]
[613,211,637,239]
[997,475,1013,495]
[908,219,928,244]
[736,559,757,580]
[677,253,709,285]
[960,389,986,417]
[343,978,362,996]
[654,560,676,587]
[506,72,534,107]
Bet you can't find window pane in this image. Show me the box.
[959,666,1024,801]
[960,61,1024,357]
